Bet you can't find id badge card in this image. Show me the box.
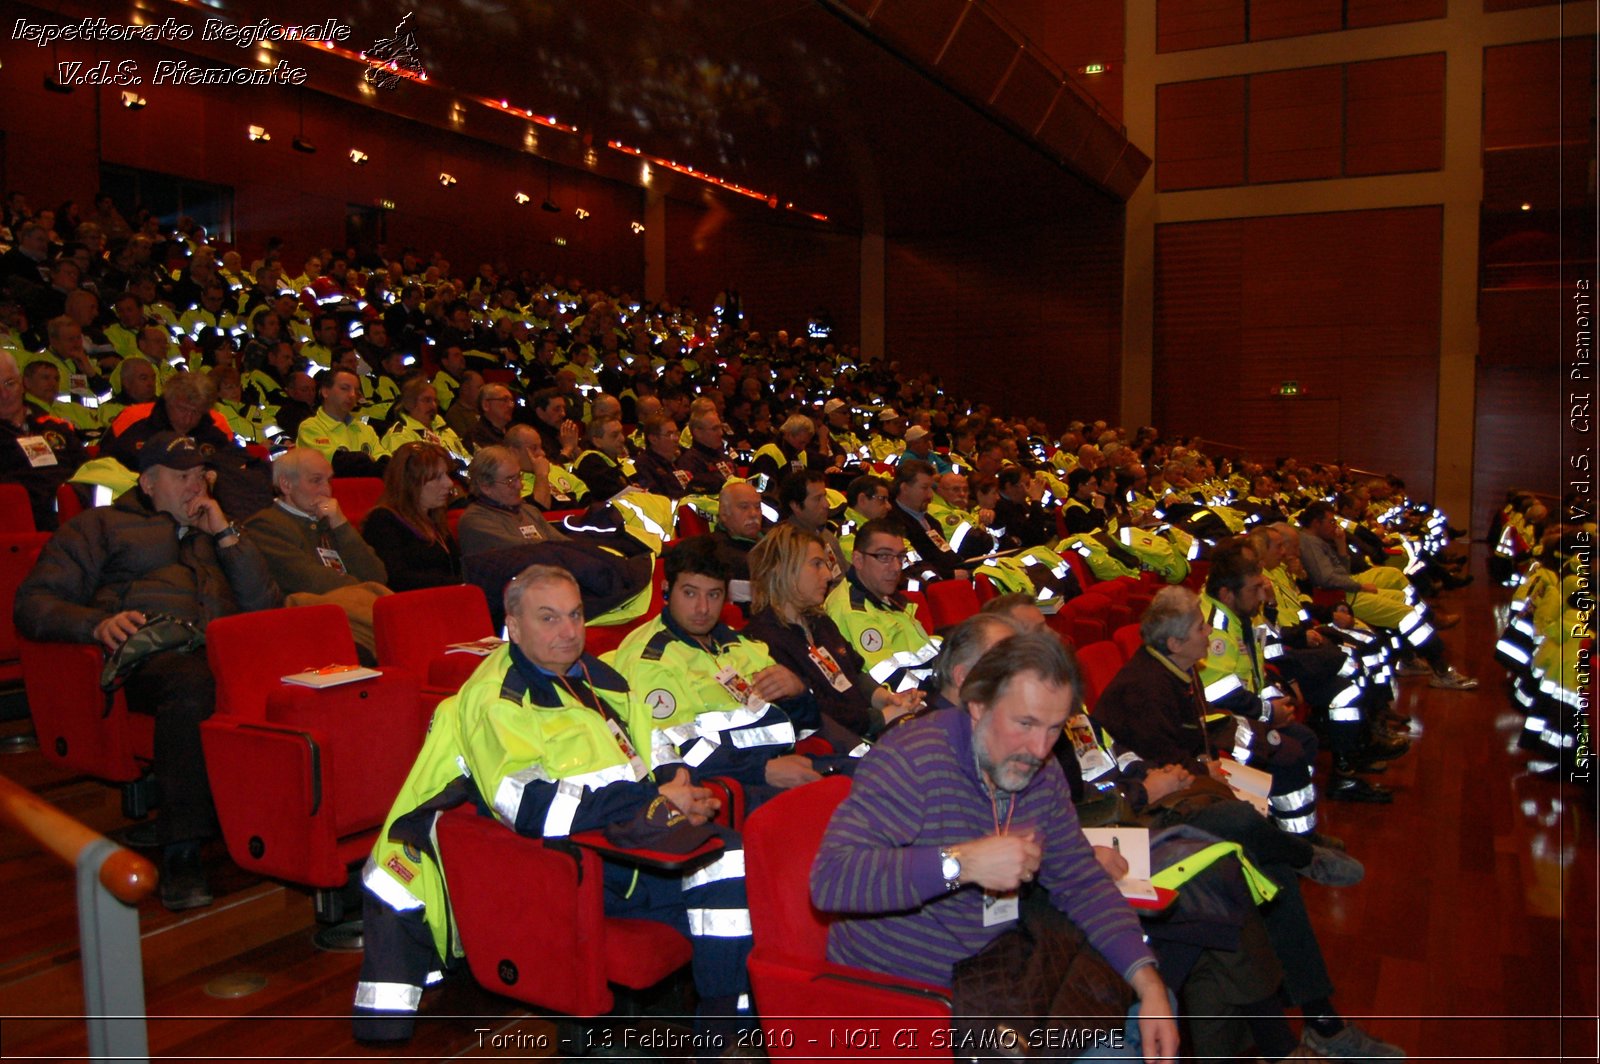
[605,718,648,778]
[673,469,691,488]
[982,890,1020,926]
[807,644,853,691]
[714,664,763,710]
[17,435,57,468]
[68,373,92,397]
[728,578,752,603]
[519,524,544,540]
[316,547,347,573]
[926,526,951,552]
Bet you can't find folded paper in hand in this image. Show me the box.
[1082,826,1159,902]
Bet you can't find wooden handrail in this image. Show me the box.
[0,772,157,905]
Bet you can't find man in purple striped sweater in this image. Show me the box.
[811,631,1179,1062]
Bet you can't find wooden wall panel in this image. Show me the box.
[1250,0,1344,41]
[1155,208,1443,495]
[1345,54,1447,175]
[663,200,860,343]
[1156,77,1248,190]
[1346,0,1448,27]
[989,0,1126,123]
[1157,0,1247,53]
[886,208,1124,427]
[1471,362,1562,536]
[1248,66,1344,183]
[1484,39,1595,150]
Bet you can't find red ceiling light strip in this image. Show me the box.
[153,0,825,220]
[606,140,828,222]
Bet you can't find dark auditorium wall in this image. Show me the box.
[1154,206,1442,497]
[987,0,1125,125]
[0,42,646,289]
[885,208,1125,428]
[663,199,861,344]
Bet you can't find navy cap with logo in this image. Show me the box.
[137,431,207,472]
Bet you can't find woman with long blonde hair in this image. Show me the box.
[744,523,921,740]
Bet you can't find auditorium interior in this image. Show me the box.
[0,0,1595,1060]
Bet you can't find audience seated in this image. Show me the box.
[456,445,569,557]
[243,449,391,661]
[360,441,461,592]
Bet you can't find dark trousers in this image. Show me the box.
[1177,802,1334,1006]
[121,649,217,845]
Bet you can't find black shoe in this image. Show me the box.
[159,845,214,912]
[1385,709,1413,727]
[1327,774,1394,804]
[1339,753,1389,775]
[1364,735,1412,760]
[110,820,161,850]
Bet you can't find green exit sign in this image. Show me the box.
[1279,381,1300,396]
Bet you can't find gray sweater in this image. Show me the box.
[244,501,389,594]
[1298,532,1361,593]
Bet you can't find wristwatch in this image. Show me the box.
[214,521,244,543]
[939,846,962,891]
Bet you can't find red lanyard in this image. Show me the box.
[556,662,638,762]
[988,786,1016,837]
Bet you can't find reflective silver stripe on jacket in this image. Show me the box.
[686,907,753,937]
[362,856,425,912]
[1204,674,1243,702]
[354,980,423,1012]
[683,849,746,890]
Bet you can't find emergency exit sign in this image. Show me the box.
[1279,381,1300,396]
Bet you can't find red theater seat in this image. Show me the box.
[373,585,496,705]
[333,477,386,527]
[0,532,48,685]
[1113,623,1144,663]
[200,605,427,892]
[924,578,980,631]
[745,777,952,1060]
[435,805,694,1017]
[1075,640,1125,714]
[21,636,157,816]
[0,484,36,532]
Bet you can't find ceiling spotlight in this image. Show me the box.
[292,136,317,154]
[349,149,369,165]
[248,125,271,143]
[541,199,561,213]
[439,172,457,187]
[120,90,147,110]
[1520,202,1533,211]
[574,208,590,220]
[513,192,531,205]
[43,74,74,94]
[630,221,646,234]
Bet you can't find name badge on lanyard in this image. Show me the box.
[17,436,56,467]
[982,891,1019,926]
[605,717,648,779]
[714,664,764,710]
[316,547,347,573]
[807,644,853,691]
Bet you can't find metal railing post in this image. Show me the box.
[76,837,149,1064]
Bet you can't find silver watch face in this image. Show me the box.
[941,853,960,881]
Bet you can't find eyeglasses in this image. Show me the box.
[859,550,908,565]
[493,474,522,486]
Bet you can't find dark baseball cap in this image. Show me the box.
[603,795,716,855]
[138,431,206,472]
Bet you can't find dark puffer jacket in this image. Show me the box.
[14,487,281,644]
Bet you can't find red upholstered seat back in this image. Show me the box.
[745,775,852,965]
[0,484,36,533]
[373,585,495,671]
[924,578,980,631]
[331,477,385,526]
[1075,640,1125,713]
[208,605,359,721]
